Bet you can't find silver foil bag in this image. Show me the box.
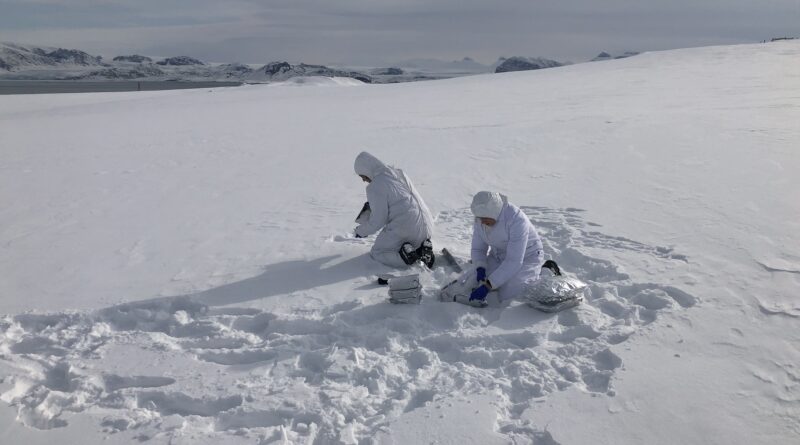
[388,274,421,304]
[525,275,587,312]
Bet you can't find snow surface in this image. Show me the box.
[1,41,798,444]
[268,77,366,87]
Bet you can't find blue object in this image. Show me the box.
[476,267,486,282]
[469,284,490,301]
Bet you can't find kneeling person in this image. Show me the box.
[468,191,545,303]
[353,151,435,268]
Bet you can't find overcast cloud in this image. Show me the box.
[0,0,797,65]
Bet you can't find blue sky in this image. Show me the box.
[0,0,797,65]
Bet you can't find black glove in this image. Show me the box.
[355,201,371,222]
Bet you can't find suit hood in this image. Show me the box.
[471,191,507,219]
[354,151,388,180]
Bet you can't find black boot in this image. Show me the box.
[542,260,562,276]
[399,242,419,265]
[416,239,435,268]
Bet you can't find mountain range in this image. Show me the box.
[0,42,639,83]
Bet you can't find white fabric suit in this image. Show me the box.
[354,152,434,267]
[470,192,544,300]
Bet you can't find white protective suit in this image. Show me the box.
[470,191,544,301]
[354,152,434,267]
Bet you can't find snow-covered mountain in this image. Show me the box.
[249,61,373,83]
[0,42,104,71]
[395,56,491,73]
[112,55,153,63]
[77,65,167,80]
[0,41,798,444]
[0,42,375,83]
[591,51,641,61]
[494,56,563,73]
[0,42,484,84]
[1,42,637,84]
[155,56,205,66]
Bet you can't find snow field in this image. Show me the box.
[1,41,798,444]
[0,205,697,443]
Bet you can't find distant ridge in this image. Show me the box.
[0,42,104,71]
[2,41,641,82]
[251,61,373,83]
[494,56,562,73]
[112,55,153,63]
[591,51,640,61]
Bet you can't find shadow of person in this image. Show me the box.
[102,254,386,317]
[189,254,380,307]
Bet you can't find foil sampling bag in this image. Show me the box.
[524,275,587,312]
[388,274,422,304]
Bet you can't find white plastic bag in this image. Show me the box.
[437,267,487,307]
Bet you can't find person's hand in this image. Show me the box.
[476,267,486,282]
[469,283,490,301]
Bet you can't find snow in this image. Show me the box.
[269,76,366,87]
[1,41,799,444]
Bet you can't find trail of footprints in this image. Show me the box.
[0,207,697,443]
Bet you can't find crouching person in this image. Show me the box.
[468,191,545,304]
[353,151,435,268]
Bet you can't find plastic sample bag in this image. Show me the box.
[437,267,487,308]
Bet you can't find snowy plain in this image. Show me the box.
[0,42,798,444]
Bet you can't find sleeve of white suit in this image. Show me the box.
[470,221,489,268]
[355,182,390,237]
[487,216,528,288]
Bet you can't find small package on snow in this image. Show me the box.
[524,275,587,312]
[437,267,487,308]
[388,274,421,304]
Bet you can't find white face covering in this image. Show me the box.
[479,218,494,233]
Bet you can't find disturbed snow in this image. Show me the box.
[1,42,798,444]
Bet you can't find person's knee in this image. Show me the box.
[498,282,523,301]
[370,249,407,268]
[498,271,538,301]
[506,270,545,300]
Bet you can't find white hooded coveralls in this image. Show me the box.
[471,192,544,300]
[354,152,434,267]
